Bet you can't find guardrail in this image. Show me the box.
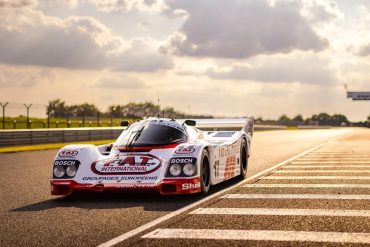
[0,124,288,147]
[0,127,124,147]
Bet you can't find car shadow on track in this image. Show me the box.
[12,177,243,213]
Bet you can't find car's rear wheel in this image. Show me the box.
[200,149,211,193]
[239,139,248,179]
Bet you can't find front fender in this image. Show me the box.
[52,144,101,179]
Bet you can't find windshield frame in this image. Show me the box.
[115,121,188,147]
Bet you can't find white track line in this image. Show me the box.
[292,161,370,164]
[142,229,370,244]
[263,176,370,180]
[221,194,370,200]
[276,170,370,173]
[284,165,370,168]
[295,158,370,163]
[190,207,370,217]
[243,184,370,188]
[96,143,326,247]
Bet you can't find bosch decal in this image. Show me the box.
[170,157,196,165]
[58,150,78,157]
[175,146,195,154]
[91,154,162,175]
[54,160,80,166]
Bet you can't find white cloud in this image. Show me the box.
[0,0,38,8]
[87,0,166,13]
[206,54,337,85]
[0,65,56,87]
[95,76,145,89]
[164,0,328,59]
[0,7,173,71]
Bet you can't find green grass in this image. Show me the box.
[0,139,115,153]
[0,116,138,129]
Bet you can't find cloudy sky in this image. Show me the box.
[0,0,370,120]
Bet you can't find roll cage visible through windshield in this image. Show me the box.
[116,122,188,147]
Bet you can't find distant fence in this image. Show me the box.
[0,124,289,147]
[0,128,124,147]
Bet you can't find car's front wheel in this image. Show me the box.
[200,149,211,193]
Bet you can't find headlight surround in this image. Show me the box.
[66,165,78,177]
[169,164,182,176]
[183,163,196,176]
[53,166,65,178]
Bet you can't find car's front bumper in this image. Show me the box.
[51,177,201,195]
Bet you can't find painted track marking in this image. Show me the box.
[189,207,370,217]
[284,165,370,168]
[142,229,370,244]
[221,193,370,200]
[276,170,370,173]
[291,161,370,164]
[243,184,370,188]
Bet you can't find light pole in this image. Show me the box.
[24,104,32,129]
[0,102,8,129]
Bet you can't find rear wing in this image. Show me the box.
[183,118,254,136]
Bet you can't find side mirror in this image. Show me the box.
[184,120,196,126]
[120,120,130,127]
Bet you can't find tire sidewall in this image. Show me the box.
[240,139,248,178]
[200,149,211,193]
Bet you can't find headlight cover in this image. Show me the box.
[183,163,196,176]
[166,157,197,177]
[53,166,65,178]
[66,165,78,177]
[53,160,80,179]
[169,164,182,176]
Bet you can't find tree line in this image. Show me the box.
[46,99,213,119]
[47,99,369,126]
[257,113,351,126]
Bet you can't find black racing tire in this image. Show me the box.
[239,139,248,179]
[200,149,211,194]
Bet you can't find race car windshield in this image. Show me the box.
[116,123,187,147]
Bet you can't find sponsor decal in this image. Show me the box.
[91,154,161,175]
[58,150,78,157]
[224,155,236,180]
[82,176,158,181]
[54,160,80,166]
[175,146,195,154]
[181,182,200,190]
[170,157,196,165]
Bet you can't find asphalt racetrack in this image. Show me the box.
[1,128,369,246]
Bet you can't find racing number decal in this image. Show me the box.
[214,160,220,178]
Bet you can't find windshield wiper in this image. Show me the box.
[126,126,145,149]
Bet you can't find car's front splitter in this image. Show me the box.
[51,177,201,196]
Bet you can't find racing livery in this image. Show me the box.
[51,118,254,195]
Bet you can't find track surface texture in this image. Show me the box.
[1,128,369,247]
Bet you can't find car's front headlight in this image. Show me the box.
[169,164,182,176]
[183,163,196,176]
[53,166,65,178]
[66,165,78,177]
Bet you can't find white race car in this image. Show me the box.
[51,118,253,195]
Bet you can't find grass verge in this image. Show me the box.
[0,140,115,153]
